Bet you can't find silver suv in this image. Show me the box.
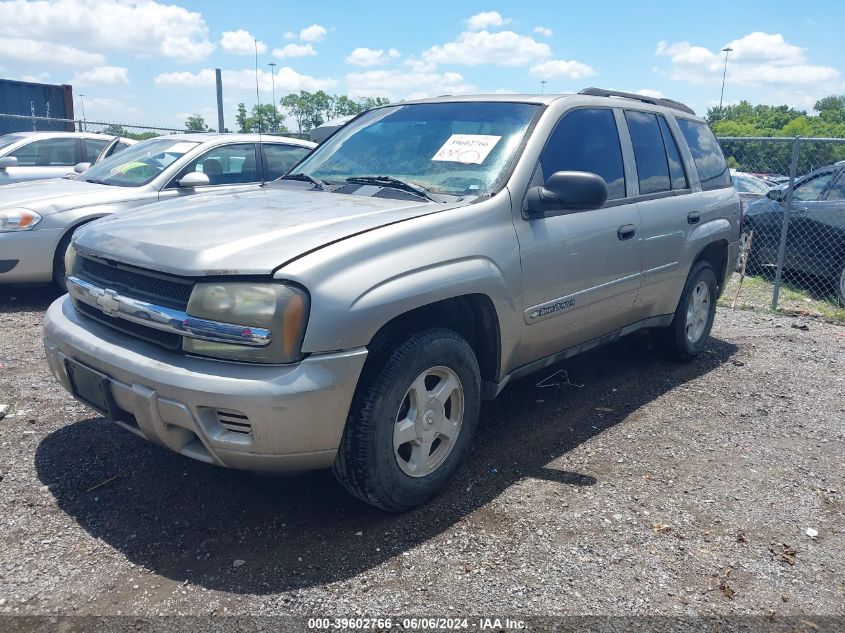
[44,89,740,511]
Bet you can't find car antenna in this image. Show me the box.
[254,38,265,185]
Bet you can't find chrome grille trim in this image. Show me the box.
[67,275,272,348]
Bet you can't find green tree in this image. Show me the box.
[102,123,127,136]
[235,102,287,134]
[184,113,209,132]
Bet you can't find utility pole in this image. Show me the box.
[718,47,733,112]
[268,61,277,131]
[540,80,547,95]
[215,68,225,133]
[78,94,86,132]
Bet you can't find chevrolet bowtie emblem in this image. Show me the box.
[95,288,121,316]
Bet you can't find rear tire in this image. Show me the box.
[654,260,718,361]
[333,327,481,512]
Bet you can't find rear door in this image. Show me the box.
[626,110,697,317]
[512,107,643,362]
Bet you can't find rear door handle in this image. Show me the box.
[687,211,701,224]
[617,224,636,241]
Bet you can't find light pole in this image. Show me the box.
[268,62,277,131]
[718,47,733,112]
[78,94,86,131]
[540,80,547,95]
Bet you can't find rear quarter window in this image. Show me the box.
[676,119,732,191]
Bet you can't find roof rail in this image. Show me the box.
[578,87,696,116]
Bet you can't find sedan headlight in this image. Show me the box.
[183,283,309,364]
[0,208,42,232]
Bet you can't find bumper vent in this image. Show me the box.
[216,410,252,435]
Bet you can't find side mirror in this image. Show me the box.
[766,188,784,202]
[74,162,92,174]
[525,171,608,217]
[178,171,211,188]
[0,156,18,170]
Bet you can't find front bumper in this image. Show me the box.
[43,295,368,471]
[0,228,63,284]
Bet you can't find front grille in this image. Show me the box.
[76,301,182,351]
[79,255,194,309]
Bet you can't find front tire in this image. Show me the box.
[333,328,481,512]
[655,260,718,361]
[52,231,74,291]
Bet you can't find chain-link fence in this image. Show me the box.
[0,112,188,139]
[717,136,845,321]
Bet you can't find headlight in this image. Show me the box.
[64,243,78,277]
[0,208,42,232]
[183,283,309,364]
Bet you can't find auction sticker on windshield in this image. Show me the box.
[431,134,501,164]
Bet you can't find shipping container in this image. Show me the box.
[0,79,75,134]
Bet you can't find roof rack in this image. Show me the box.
[578,87,696,116]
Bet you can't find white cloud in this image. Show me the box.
[82,96,142,121]
[424,30,551,67]
[298,24,327,42]
[0,37,104,66]
[283,31,296,40]
[155,67,337,94]
[0,0,214,63]
[529,59,596,80]
[345,47,400,67]
[533,26,553,37]
[656,32,840,87]
[272,43,317,59]
[72,65,129,86]
[633,88,665,98]
[346,69,477,101]
[220,29,267,55]
[493,88,517,94]
[466,11,511,31]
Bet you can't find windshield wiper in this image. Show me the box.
[346,175,440,202]
[281,172,328,191]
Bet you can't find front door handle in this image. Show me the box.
[687,211,701,224]
[617,224,636,241]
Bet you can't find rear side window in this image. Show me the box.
[263,144,311,180]
[625,111,671,195]
[676,119,731,190]
[540,108,626,201]
[658,117,688,190]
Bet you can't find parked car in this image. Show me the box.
[0,132,134,184]
[731,169,770,209]
[44,89,740,510]
[741,161,845,303]
[0,133,315,287]
[309,115,354,144]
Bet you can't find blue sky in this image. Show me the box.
[1,0,842,129]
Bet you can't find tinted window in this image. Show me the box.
[676,119,731,191]
[84,138,110,162]
[176,143,258,186]
[625,111,670,194]
[826,172,845,201]
[263,143,311,180]
[658,116,688,190]
[540,108,625,200]
[9,137,77,166]
[793,171,834,202]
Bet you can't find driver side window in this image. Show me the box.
[174,143,258,186]
[539,108,626,201]
[793,172,833,202]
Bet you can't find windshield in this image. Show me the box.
[80,137,200,187]
[292,102,540,196]
[0,134,25,154]
[732,173,769,194]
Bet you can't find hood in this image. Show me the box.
[0,178,140,215]
[73,184,458,276]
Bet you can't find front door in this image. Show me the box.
[512,107,642,366]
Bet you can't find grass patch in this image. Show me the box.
[720,271,845,324]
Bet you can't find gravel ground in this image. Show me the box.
[0,286,843,619]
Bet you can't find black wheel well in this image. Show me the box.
[367,294,501,386]
[694,240,730,295]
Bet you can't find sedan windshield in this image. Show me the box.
[292,102,541,197]
[79,137,200,187]
[0,134,25,153]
